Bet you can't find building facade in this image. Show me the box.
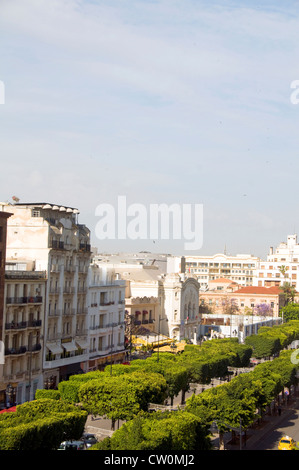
[3,202,91,387]
[0,211,12,408]
[185,253,260,289]
[87,263,126,371]
[199,282,283,318]
[95,256,201,343]
[254,234,299,291]
[1,265,46,406]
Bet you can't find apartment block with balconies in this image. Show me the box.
[2,202,91,385]
[87,262,126,371]
[254,234,299,292]
[185,253,260,289]
[2,266,46,405]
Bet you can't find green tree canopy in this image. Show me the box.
[93,410,212,451]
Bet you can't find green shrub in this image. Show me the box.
[58,380,81,403]
[35,389,60,400]
[0,399,87,450]
[93,411,212,451]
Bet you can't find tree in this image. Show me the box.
[78,372,167,429]
[78,376,140,430]
[254,303,272,317]
[93,410,212,451]
[280,302,299,322]
[221,296,239,315]
[280,282,296,304]
[245,334,280,358]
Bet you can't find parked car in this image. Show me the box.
[80,433,98,448]
[58,440,85,450]
[278,436,295,450]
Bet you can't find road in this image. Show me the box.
[249,402,299,450]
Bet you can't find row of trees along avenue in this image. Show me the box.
[1,320,299,450]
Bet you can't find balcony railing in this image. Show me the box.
[51,240,64,250]
[79,243,91,252]
[5,344,41,356]
[6,296,43,305]
[5,320,42,330]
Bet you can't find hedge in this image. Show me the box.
[35,389,60,400]
[245,320,299,358]
[0,399,88,450]
[92,410,212,451]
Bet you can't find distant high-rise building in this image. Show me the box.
[254,234,299,291]
[184,253,260,289]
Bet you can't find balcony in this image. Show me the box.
[49,287,60,295]
[99,301,114,307]
[62,309,75,316]
[51,240,65,250]
[6,296,43,305]
[79,243,91,252]
[5,320,42,330]
[5,344,41,356]
[76,308,87,315]
[77,287,87,294]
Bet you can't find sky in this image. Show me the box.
[1,0,299,259]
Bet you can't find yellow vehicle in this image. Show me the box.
[278,436,295,450]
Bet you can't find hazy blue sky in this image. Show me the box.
[1,0,299,258]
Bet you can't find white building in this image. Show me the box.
[162,273,200,342]
[254,234,299,291]
[94,254,200,343]
[87,262,126,371]
[2,202,91,386]
[184,253,260,289]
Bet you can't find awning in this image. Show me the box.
[75,339,89,350]
[46,342,63,354]
[62,341,78,352]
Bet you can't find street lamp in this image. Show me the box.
[156,316,168,362]
[110,323,123,375]
[6,383,14,408]
[110,322,115,376]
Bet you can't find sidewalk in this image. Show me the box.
[216,395,299,450]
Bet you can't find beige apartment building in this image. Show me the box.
[1,264,46,406]
[185,253,260,289]
[199,280,283,318]
[1,202,91,389]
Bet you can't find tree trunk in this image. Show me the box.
[219,431,225,450]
